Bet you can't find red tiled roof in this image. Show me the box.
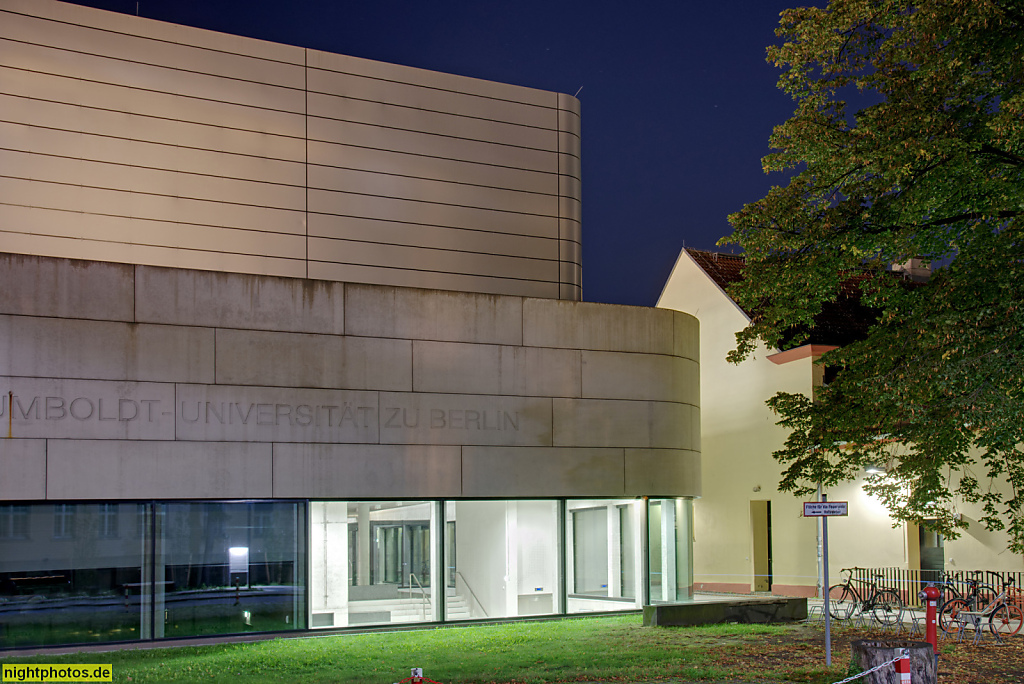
[686,248,877,348]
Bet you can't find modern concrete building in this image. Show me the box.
[0,0,700,648]
[658,248,1021,599]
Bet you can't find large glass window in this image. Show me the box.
[647,498,694,603]
[567,499,643,613]
[444,501,560,620]
[309,501,438,628]
[1,496,693,647]
[0,503,146,647]
[156,501,306,638]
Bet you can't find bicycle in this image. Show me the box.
[828,567,905,626]
[938,575,997,633]
[941,578,1023,639]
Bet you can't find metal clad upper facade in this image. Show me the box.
[0,0,583,300]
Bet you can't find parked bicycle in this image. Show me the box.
[828,567,905,626]
[938,575,997,632]
[940,577,1023,637]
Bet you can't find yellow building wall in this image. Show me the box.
[657,249,1022,597]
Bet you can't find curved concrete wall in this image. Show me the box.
[0,0,582,300]
[0,253,700,501]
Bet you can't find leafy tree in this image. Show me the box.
[722,0,1024,550]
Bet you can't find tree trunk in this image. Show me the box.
[850,640,937,684]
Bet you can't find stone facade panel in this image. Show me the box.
[136,266,346,334]
[272,443,462,498]
[0,315,214,383]
[215,328,411,391]
[413,340,580,397]
[46,439,273,499]
[0,438,46,500]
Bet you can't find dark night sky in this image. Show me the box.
[62,0,812,306]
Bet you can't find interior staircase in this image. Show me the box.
[347,588,472,624]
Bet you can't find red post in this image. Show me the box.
[922,584,941,655]
[895,648,911,684]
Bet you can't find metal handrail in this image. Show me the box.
[454,570,488,618]
[409,573,430,620]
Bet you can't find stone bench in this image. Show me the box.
[643,597,808,627]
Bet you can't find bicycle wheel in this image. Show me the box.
[939,598,969,634]
[989,603,1024,637]
[871,589,904,626]
[828,584,856,620]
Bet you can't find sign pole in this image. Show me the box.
[822,492,831,667]
[803,496,847,668]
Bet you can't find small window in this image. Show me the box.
[99,503,119,539]
[53,504,75,539]
[0,505,29,540]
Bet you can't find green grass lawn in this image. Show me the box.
[0,616,837,683]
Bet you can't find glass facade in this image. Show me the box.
[0,497,692,648]
[567,499,644,612]
[445,501,561,620]
[0,501,306,649]
[309,501,438,628]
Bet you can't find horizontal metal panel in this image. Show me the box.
[308,92,556,150]
[0,176,305,236]
[308,237,559,282]
[0,37,305,113]
[308,49,554,108]
[559,283,582,301]
[559,152,581,180]
[308,189,557,239]
[559,131,581,159]
[559,238,582,265]
[0,120,305,186]
[308,116,556,173]
[308,214,557,261]
[557,93,581,117]
[558,107,581,137]
[3,1,303,63]
[0,203,306,259]
[558,174,581,202]
[307,139,557,196]
[0,10,304,89]
[559,196,581,222]
[0,225,308,280]
[559,218,582,243]
[0,66,305,138]
[0,92,304,163]
[559,261,581,287]
[308,68,555,130]
[309,261,559,299]
[0,148,305,210]
[308,164,557,217]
